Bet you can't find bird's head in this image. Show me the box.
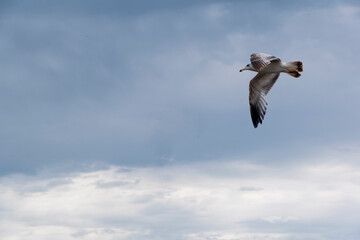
[239,64,255,72]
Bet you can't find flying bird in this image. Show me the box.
[240,53,303,128]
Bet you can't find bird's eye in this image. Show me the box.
[247,64,250,67]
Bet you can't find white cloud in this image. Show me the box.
[1,146,360,239]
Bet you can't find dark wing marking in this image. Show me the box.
[250,53,281,72]
[249,72,280,128]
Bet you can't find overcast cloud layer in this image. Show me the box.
[0,0,360,239]
[2,149,360,240]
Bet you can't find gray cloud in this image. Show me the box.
[2,1,360,174]
[239,186,262,191]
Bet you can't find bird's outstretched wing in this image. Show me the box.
[249,72,280,128]
[250,53,281,72]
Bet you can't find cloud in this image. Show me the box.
[0,1,360,173]
[1,146,360,239]
[1,1,360,239]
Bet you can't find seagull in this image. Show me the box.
[240,53,303,128]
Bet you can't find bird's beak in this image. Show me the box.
[239,68,246,72]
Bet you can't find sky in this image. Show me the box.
[0,0,360,239]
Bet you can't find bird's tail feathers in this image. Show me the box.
[286,61,303,72]
[285,61,302,78]
[287,71,301,78]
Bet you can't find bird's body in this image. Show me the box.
[240,53,303,128]
[260,62,289,73]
